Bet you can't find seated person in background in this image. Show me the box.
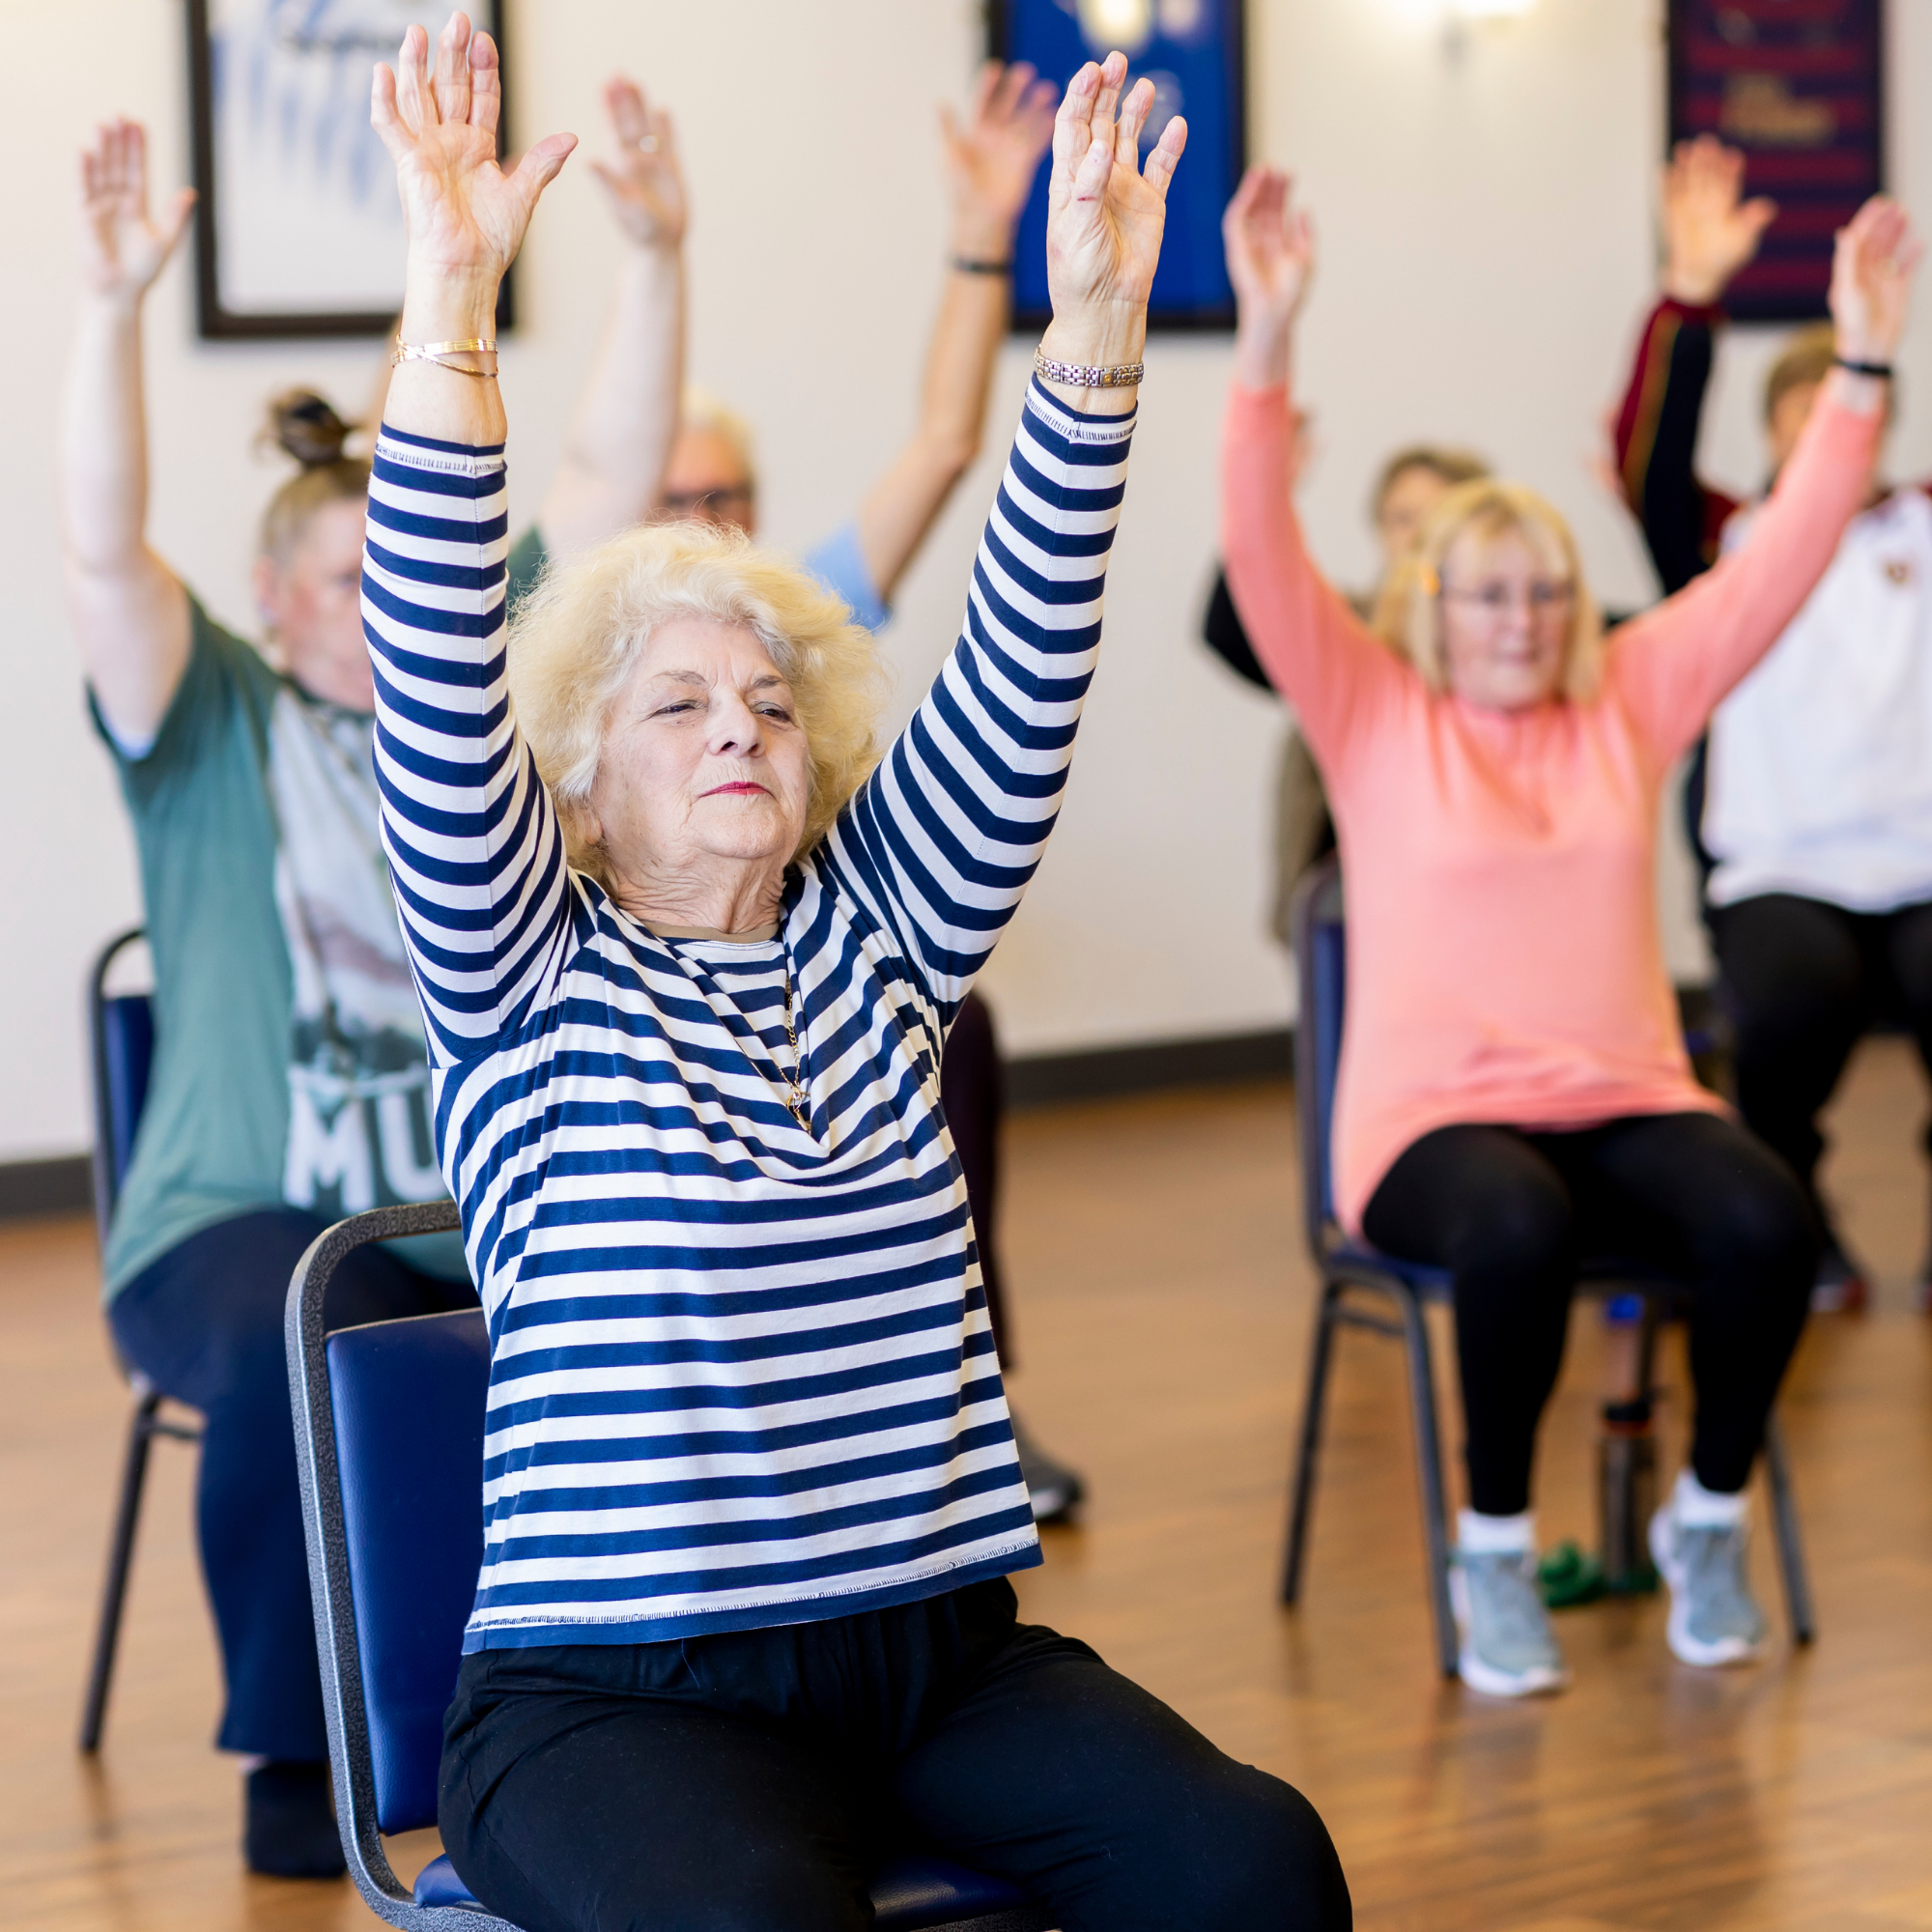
[365,24,1350,1930]
[55,94,683,1876]
[506,56,1086,1520]
[1615,135,1932,1314]
[1221,162,1918,1695]
[1203,433,1489,946]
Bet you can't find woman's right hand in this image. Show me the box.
[1829,194,1922,367]
[1225,165,1314,392]
[372,12,576,324]
[1659,136,1775,306]
[78,120,195,309]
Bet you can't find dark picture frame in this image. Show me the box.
[1666,0,1883,324]
[186,0,515,340]
[987,0,1246,332]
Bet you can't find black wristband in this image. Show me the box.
[951,255,1012,275]
[1833,355,1894,379]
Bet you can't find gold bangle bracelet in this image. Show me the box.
[392,338,498,377]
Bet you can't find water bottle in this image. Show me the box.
[1597,1394,1659,1593]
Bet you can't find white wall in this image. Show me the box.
[4,0,1931,1160]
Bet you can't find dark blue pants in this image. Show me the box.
[440,1578,1351,1932]
[108,1207,476,1759]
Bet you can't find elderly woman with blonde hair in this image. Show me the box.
[359,18,1350,1932]
[1220,165,1919,1698]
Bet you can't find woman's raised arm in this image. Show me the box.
[361,14,580,1060]
[823,56,1184,1015]
[58,121,197,747]
[1220,168,1407,769]
[1610,194,1920,761]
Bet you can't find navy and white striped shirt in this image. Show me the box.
[363,381,1133,1649]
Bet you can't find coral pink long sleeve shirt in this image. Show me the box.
[1222,380,1882,1233]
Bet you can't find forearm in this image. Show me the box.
[385,269,507,445]
[1618,377,1884,747]
[59,291,189,733]
[1614,299,1727,592]
[536,242,683,553]
[855,235,1012,604]
[61,295,156,573]
[1221,379,1385,757]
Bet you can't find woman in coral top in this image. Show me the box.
[1221,167,1919,1697]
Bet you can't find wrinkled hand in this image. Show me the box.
[77,120,196,305]
[589,77,686,250]
[1661,135,1775,305]
[1830,194,1922,364]
[371,13,576,292]
[1042,54,1186,359]
[942,62,1058,254]
[1224,166,1315,331]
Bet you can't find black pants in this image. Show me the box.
[440,1577,1350,1932]
[1711,892,1932,1219]
[941,992,1012,1365]
[108,1207,476,1759]
[1361,1113,1815,1517]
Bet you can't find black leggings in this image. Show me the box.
[440,1578,1350,1932]
[108,1208,476,1759]
[1711,892,1932,1214]
[1361,1113,1815,1517]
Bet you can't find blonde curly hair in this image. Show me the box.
[1371,478,1605,703]
[506,522,889,888]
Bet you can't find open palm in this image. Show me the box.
[1830,195,1923,363]
[1662,136,1776,305]
[78,120,195,302]
[372,14,575,286]
[1224,166,1315,330]
[1044,55,1186,326]
[944,62,1059,240]
[589,77,686,250]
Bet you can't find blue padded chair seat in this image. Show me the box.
[412,1851,1033,1929]
[327,1310,492,1836]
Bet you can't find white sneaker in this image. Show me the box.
[1449,1548,1570,1697]
[1650,1499,1769,1666]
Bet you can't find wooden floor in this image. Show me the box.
[5,1040,1932,1931]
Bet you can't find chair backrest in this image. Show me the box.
[88,927,155,1246]
[284,1201,512,1930]
[1288,857,1347,1258]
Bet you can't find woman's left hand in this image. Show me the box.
[372,13,576,305]
[1040,53,1186,370]
[1829,194,1922,365]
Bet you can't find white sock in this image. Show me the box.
[1670,1468,1747,1529]
[1458,1508,1536,1554]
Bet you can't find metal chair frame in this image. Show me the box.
[79,925,204,1754]
[287,1201,1050,1932]
[1279,858,1815,1678]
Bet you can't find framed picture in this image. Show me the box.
[186,0,515,339]
[1666,0,1883,323]
[987,0,1246,332]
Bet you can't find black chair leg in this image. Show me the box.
[1282,1278,1345,1605]
[1762,1413,1815,1646]
[79,1389,162,1753]
[1396,1291,1459,1679]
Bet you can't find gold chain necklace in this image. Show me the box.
[780,941,808,1131]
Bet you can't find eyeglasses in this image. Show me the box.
[1440,580,1575,617]
[659,484,754,520]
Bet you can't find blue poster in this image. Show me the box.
[992,0,1246,331]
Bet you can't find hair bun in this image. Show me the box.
[264,388,355,469]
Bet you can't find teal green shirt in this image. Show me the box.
[93,598,463,1295]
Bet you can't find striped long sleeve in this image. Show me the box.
[358,384,1134,1649]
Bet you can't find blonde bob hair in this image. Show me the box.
[507,522,889,888]
[1371,478,1605,703]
